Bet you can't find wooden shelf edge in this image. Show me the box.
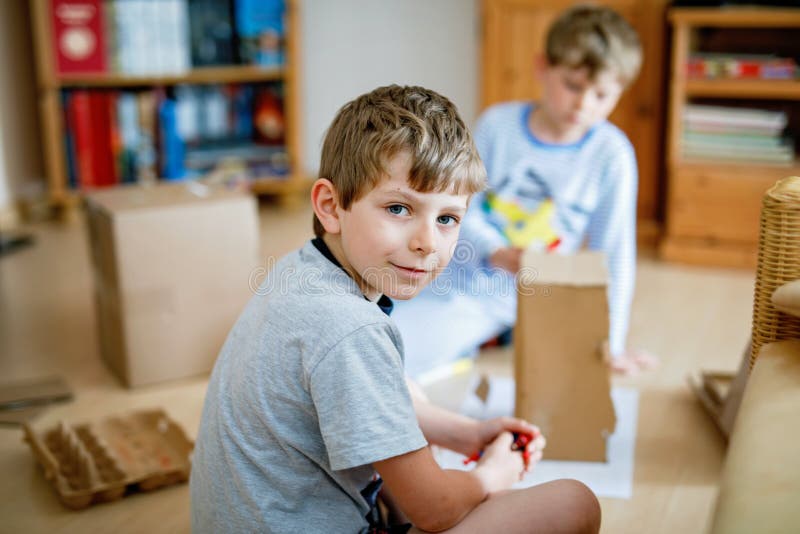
[670,160,800,177]
[685,79,800,100]
[669,7,800,27]
[47,176,312,209]
[51,65,286,89]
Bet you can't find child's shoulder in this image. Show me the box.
[479,100,530,126]
[267,242,396,333]
[585,120,635,156]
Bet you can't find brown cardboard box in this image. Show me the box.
[24,408,193,509]
[515,249,616,462]
[86,183,259,387]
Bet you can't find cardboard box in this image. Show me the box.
[86,183,259,387]
[24,408,192,509]
[515,250,616,462]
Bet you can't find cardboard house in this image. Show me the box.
[515,249,616,462]
[86,183,259,387]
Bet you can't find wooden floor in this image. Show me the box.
[0,201,756,533]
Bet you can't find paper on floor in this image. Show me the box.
[434,376,638,499]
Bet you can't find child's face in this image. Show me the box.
[539,64,624,136]
[336,152,469,301]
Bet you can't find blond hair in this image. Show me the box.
[546,5,642,86]
[314,85,486,237]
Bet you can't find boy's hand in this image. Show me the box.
[602,341,661,376]
[475,416,540,452]
[465,417,546,472]
[473,432,544,492]
[489,246,524,273]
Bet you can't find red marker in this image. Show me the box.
[463,432,535,467]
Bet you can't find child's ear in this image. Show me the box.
[311,178,342,234]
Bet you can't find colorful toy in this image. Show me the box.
[485,194,561,252]
[463,432,536,470]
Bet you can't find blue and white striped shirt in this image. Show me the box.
[462,101,638,356]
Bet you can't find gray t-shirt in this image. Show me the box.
[190,241,427,533]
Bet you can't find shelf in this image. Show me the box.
[30,0,304,208]
[685,79,800,100]
[664,6,800,268]
[671,159,800,177]
[670,8,800,27]
[53,65,285,89]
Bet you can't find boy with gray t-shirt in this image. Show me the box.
[191,85,600,534]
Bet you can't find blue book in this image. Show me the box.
[234,0,285,66]
[159,97,187,180]
[117,93,139,183]
[61,91,78,189]
[232,85,254,140]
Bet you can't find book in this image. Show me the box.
[158,0,191,74]
[683,105,788,136]
[116,92,140,183]
[682,132,793,152]
[687,53,797,80]
[51,0,108,74]
[110,0,190,76]
[682,149,794,166]
[61,92,79,189]
[136,90,159,183]
[159,97,187,180]
[188,0,236,66]
[234,0,285,67]
[68,90,95,187]
[88,91,117,186]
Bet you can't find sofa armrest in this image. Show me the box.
[710,339,800,534]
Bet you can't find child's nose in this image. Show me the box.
[410,221,437,255]
[576,90,595,111]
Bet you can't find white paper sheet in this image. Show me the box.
[434,376,638,499]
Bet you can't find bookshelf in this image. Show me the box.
[28,0,306,209]
[661,7,800,268]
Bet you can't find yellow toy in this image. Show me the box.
[486,193,561,251]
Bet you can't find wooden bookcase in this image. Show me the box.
[480,0,669,245]
[28,0,306,209]
[661,7,800,268]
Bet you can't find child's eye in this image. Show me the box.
[387,204,409,216]
[437,215,459,226]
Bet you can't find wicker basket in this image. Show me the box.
[750,176,800,368]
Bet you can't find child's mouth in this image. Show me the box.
[391,263,430,278]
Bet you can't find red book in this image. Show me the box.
[51,0,107,74]
[88,92,116,186]
[68,90,95,187]
[107,92,123,185]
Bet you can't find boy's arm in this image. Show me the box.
[587,138,638,357]
[374,433,522,532]
[406,378,536,457]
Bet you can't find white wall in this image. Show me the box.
[300,0,479,175]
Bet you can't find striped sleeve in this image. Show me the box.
[586,137,638,357]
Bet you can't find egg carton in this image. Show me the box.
[23,408,193,509]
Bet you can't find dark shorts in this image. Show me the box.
[360,478,413,534]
